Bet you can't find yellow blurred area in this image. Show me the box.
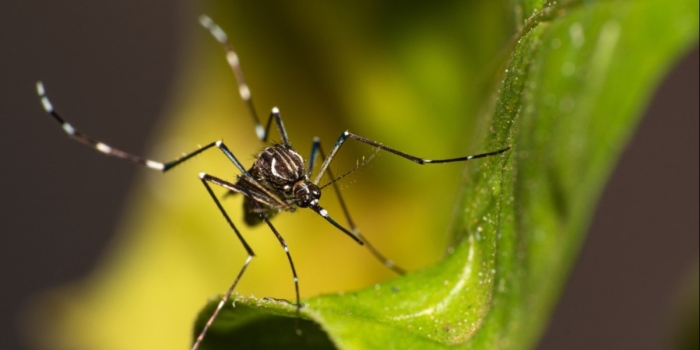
[31,2,511,349]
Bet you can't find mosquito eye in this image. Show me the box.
[306,183,321,200]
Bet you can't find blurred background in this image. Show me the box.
[0,1,696,349]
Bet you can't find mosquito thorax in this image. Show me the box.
[293,181,321,208]
[254,144,306,191]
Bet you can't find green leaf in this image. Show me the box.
[193,0,698,349]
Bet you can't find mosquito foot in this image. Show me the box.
[263,296,302,308]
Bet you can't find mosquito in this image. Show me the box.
[36,15,510,350]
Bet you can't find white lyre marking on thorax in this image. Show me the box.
[276,148,295,175]
[291,150,304,165]
[270,158,282,178]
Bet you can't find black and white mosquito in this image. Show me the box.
[36,15,510,350]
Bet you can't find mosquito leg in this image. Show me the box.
[192,173,257,350]
[314,131,510,184]
[37,84,283,206]
[263,296,296,306]
[307,138,406,275]
[200,173,302,317]
[192,255,253,350]
[235,178,303,319]
[309,204,364,246]
[261,215,302,316]
[36,82,223,173]
[199,15,294,147]
[306,137,321,177]
[198,15,266,139]
[37,81,287,176]
[306,138,355,226]
[261,107,290,145]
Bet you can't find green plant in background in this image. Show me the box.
[32,0,697,349]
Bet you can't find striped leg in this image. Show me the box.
[192,174,255,350]
[194,173,302,350]
[199,16,296,147]
[314,131,511,185]
[198,15,262,142]
[261,107,290,145]
[36,81,218,172]
[35,84,289,209]
[307,138,406,275]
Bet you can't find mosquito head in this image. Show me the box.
[293,181,321,208]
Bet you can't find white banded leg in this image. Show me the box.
[260,213,301,315]
[308,203,364,245]
[307,138,406,275]
[193,173,256,350]
[195,173,302,348]
[314,131,511,185]
[260,107,290,145]
[36,81,219,172]
[199,15,270,142]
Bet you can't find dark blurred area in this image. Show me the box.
[0,1,191,349]
[539,47,699,350]
[0,2,696,350]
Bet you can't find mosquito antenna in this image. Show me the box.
[319,146,380,190]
